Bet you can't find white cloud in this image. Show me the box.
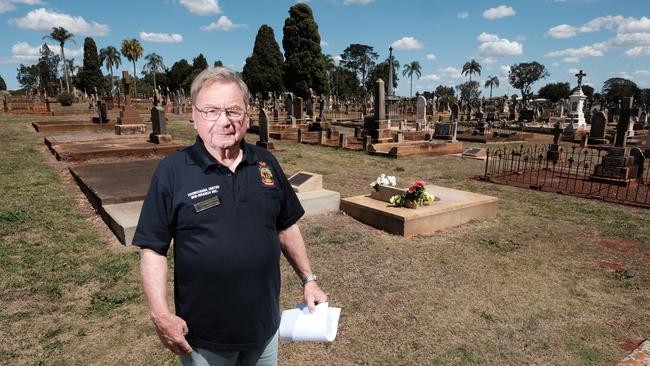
[625,46,650,57]
[0,0,43,13]
[333,55,342,63]
[552,62,560,67]
[482,57,497,65]
[425,54,436,60]
[457,11,469,19]
[567,68,579,74]
[608,32,650,47]
[0,0,16,13]
[201,16,247,31]
[563,57,579,63]
[477,33,523,57]
[579,15,624,32]
[439,66,464,79]
[343,0,374,4]
[421,74,440,81]
[391,36,423,50]
[545,42,607,60]
[139,32,183,43]
[320,40,329,47]
[9,8,110,36]
[619,16,650,34]
[635,70,650,76]
[547,24,578,38]
[499,65,510,74]
[180,0,221,15]
[477,32,500,42]
[482,5,515,20]
[12,0,44,4]
[1,41,82,64]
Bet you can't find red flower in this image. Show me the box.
[407,187,415,193]
[413,181,426,187]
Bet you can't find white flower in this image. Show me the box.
[387,176,397,186]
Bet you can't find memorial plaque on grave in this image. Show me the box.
[433,122,457,141]
[289,172,312,186]
[462,147,487,158]
[288,171,323,193]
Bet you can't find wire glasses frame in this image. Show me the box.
[193,105,249,122]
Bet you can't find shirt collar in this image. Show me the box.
[190,135,259,172]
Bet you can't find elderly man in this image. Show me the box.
[133,67,327,366]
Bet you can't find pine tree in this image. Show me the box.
[0,74,6,90]
[242,24,284,99]
[37,44,60,95]
[77,37,104,95]
[192,54,208,71]
[282,3,327,97]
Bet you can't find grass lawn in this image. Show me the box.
[1,110,649,365]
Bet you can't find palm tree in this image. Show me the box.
[120,39,144,96]
[43,27,75,93]
[484,76,500,99]
[402,61,422,98]
[143,53,164,91]
[100,46,122,91]
[462,59,482,83]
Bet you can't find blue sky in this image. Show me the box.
[1,0,649,97]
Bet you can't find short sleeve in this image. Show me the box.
[270,157,304,231]
[132,173,174,255]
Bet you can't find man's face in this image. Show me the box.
[192,81,249,151]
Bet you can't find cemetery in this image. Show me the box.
[1,1,649,365]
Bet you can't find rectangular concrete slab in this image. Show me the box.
[69,159,162,209]
[102,200,143,245]
[297,189,340,216]
[44,132,145,149]
[340,185,498,236]
[32,120,116,133]
[50,139,185,161]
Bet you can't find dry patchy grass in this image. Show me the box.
[1,112,649,365]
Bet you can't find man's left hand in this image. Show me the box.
[304,281,327,313]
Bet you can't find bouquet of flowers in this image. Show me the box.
[370,174,397,191]
[390,180,434,208]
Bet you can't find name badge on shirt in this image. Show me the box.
[193,195,221,213]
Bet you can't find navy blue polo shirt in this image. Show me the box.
[133,136,304,352]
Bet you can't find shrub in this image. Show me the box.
[57,92,74,106]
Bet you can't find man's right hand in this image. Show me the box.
[151,312,193,355]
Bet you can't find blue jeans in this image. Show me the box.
[180,331,278,366]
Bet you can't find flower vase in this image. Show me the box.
[403,199,419,209]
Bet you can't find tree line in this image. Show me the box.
[4,3,649,109]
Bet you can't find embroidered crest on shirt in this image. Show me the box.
[258,162,275,186]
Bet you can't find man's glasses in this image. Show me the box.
[193,105,248,122]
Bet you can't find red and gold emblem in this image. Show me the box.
[258,161,275,186]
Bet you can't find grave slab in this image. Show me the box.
[340,185,498,236]
[297,190,341,217]
[51,140,184,161]
[617,339,650,366]
[32,120,116,133]
[102,200,143,245]
[44,132,144,149]
[69,159,161,209]
[288,171,340,216]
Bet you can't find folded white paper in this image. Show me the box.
[279,302,341,342]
